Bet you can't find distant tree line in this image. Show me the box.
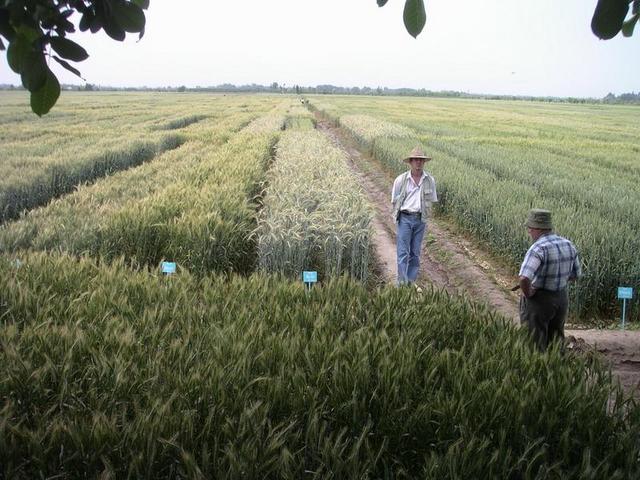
[1,82,639,105]
[602,92,640,104]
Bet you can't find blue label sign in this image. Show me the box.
[161,262,177,274]
[302,271,318,283]
[618,287,633,300]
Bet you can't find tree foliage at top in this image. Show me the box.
[0,0,637,116]
[591,0,640,39]
[591,0,640,40]
[0,0,148,116]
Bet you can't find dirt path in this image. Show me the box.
[315,115,640,398]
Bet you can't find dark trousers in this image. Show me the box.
[519,289,568,351]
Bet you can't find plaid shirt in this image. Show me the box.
[519,233,581,291]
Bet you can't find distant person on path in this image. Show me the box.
[391,147,438,288]
[519,209,581,351]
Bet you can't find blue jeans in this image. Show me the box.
[396,213,426,284]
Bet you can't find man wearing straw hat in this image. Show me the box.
[518,209,581,350]
[391,146,438,288]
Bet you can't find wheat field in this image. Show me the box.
[2,92,639,478]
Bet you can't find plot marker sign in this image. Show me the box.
[617,287,633,330]
[302,271,318,291]
[161,261,177,275]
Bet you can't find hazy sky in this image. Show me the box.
[1,0,638,98]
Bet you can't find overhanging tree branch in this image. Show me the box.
[0,0,148,116]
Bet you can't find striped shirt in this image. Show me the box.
[519,233,581,291]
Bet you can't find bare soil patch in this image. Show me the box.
[315,114,640,398]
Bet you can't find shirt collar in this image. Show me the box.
[407,170,427,185]
[532,231,554,246]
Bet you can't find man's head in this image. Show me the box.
[404,147,431,174]
[525,209,553,240]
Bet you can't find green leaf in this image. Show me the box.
[49,36,89,61]
[132,0,150,9]
[89,14,103,33]
[112,2,146,33]
[403,0,426,38]
[103,17,126,41]
[30,66,60,116]
[377,0,389,6]
[79,11,93,31]
[56,18,75,34]
[15,25,41,43]
[52,55,84,79]
[21,50,48,91]
[7,34,31,73]
[591,0,629,40]
[0,8,15,41]
[633,0,639,15]
[621,13,639,36]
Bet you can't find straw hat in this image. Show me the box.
[525,209,553,230]
[403,146,432,163]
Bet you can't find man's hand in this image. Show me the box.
[519,276,536,298]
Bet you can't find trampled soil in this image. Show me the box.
[315,115,640,398]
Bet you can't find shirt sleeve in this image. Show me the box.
[519,246,542,279]
[571,249,582,279]
[421,174,437,203]
[430,177,438,202]
[391,176,401,203]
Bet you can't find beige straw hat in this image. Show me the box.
[403,146,432,163]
